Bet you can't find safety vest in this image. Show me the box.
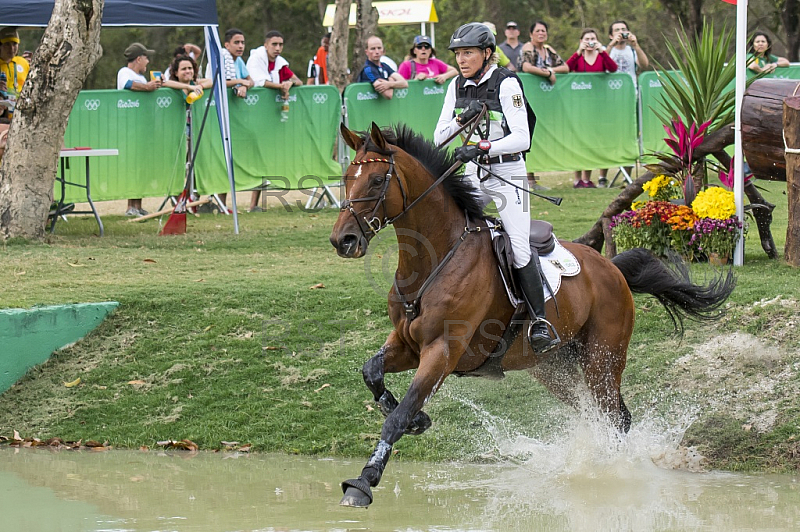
[454,67,536,149]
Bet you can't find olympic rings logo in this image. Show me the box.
[83,99,101,111]
[156,96,173,108]
[312,92,328,104]
[539,82,553,92]
[394,89,408,99]
[608,79,623,90]
[245,94,259,106]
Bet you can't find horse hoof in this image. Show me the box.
[405,411,432,435]
[340,477,373,507]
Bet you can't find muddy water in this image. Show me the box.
[2,442,800,531]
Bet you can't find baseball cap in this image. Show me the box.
[506,21,519,29]
[413,35,432,46]
[124,42,155,61]
[0,27,20,45]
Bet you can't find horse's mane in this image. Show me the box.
[362,124,485,220]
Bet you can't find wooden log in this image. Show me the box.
[742,79,800,182]
[785,96,800,266]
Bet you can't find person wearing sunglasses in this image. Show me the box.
[397,35,458,84]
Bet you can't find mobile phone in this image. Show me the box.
[150,71,163,81]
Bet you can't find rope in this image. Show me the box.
[784,129,800,154]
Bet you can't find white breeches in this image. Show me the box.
[465,159,531,268]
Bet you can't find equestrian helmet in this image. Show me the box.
[448,23,496,53]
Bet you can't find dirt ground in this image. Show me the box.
[72,187,342,217]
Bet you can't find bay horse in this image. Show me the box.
[330,122,734,508]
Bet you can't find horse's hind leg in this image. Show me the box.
[580,342,631,433]
[362,331,431,435]
[527,344,587,410]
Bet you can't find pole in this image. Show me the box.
[733,0,748,266]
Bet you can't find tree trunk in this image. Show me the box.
[742,78,800,182]
[328,0,351,92]
[351,0,378,83]
[0,0,103,240]
[785,96,800,266]
[782,0,800,62]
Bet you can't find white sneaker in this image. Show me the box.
[125,207,139,216]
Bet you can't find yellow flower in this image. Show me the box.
[642,174,682,201]
[691,187,736,219]
[631,201,646,211]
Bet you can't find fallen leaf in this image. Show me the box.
[203,325,213,332]
[13,430,21,441]
[66,262,85,268]
[127,380,147,386]
[314,383,331,393]
[301,401,313,407]
[64,377,81,388]
[14,271,25,276]
[143,258,157,263]
[365,404,374,412]
[84,440,106,448]
[263,346,280,351]
[309,283,326,290]
[221,441,240,447]
[238,443,252,452]
[194,279,205,282]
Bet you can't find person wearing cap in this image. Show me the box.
[117,42,162,216]
[356,36,407,100]
[0,26,30,112]
[499,22,523,72]
[396,35,457,83]
[435,22,559,354]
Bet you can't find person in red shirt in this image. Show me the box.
[566,28,618,188]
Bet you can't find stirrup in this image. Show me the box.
[527,318,560,353]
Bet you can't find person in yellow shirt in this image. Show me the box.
[0,27,30,97]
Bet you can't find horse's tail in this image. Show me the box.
[611,248,736,334]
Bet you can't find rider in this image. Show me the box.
[434,22,558,353]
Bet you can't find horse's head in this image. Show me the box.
[330,123,408,258]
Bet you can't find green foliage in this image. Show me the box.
[652,21,762,133]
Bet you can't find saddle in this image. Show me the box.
[454,218,580,380]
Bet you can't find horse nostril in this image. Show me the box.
[337,234,359,256]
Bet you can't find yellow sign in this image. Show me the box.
[322,0,438,26]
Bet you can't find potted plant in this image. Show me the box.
[689,187,744,264]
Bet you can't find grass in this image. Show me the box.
[1,174,799,471]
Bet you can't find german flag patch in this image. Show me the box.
[512,94,523,108]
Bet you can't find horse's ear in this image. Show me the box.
[369,122,388,152]
[340,123,364,151]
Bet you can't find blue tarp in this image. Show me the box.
[0,0,218,27]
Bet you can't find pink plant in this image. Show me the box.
[718,156,753,189]
[662,118,712,205]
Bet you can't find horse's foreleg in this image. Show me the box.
[342,342,453,507]
[362,334,431,435]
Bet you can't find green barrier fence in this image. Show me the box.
[61,85,342,201]
[344,74,638,173]
[193,85,342,194]
[62,90,186,203]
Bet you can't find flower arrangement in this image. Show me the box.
[690,216,743,258]
[642,174,683,202]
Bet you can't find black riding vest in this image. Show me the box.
[454,67,536,146]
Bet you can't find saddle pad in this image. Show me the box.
[540,240,581,301]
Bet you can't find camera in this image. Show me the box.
[621,32,629,40]
[587,42,596,49]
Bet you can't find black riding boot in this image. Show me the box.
[514,258,558,353]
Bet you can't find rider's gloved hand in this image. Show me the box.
[454,140,491,163]
[458,101,484,125]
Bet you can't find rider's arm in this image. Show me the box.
[485,77,530,156]
[434,78,460,146]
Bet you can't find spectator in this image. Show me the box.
[21,50,32,62]
[306,33,330,85]
[356,36,407,99]
[164,43,202,80]
[0,27,30,119]
[117,42,162,216]
[499,21,523,72]
[566,28,617,189]
[481,22,512,69]
[397,35,458,83]
[246,30,303,212]
[747,31,790,74]
[246,30,302,99]
[518,21,568,86]
[163,54,212,97]
[597,20,649,186]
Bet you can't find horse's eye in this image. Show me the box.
[370,174,385,186]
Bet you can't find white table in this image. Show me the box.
[50,148,119,237]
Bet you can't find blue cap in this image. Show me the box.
[413,35,432,46]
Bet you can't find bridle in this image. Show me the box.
[339,108,487,241]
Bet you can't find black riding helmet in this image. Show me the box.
[448,23,496,53]
[448,23,496,81]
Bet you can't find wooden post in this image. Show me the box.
[784,96,800,266]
